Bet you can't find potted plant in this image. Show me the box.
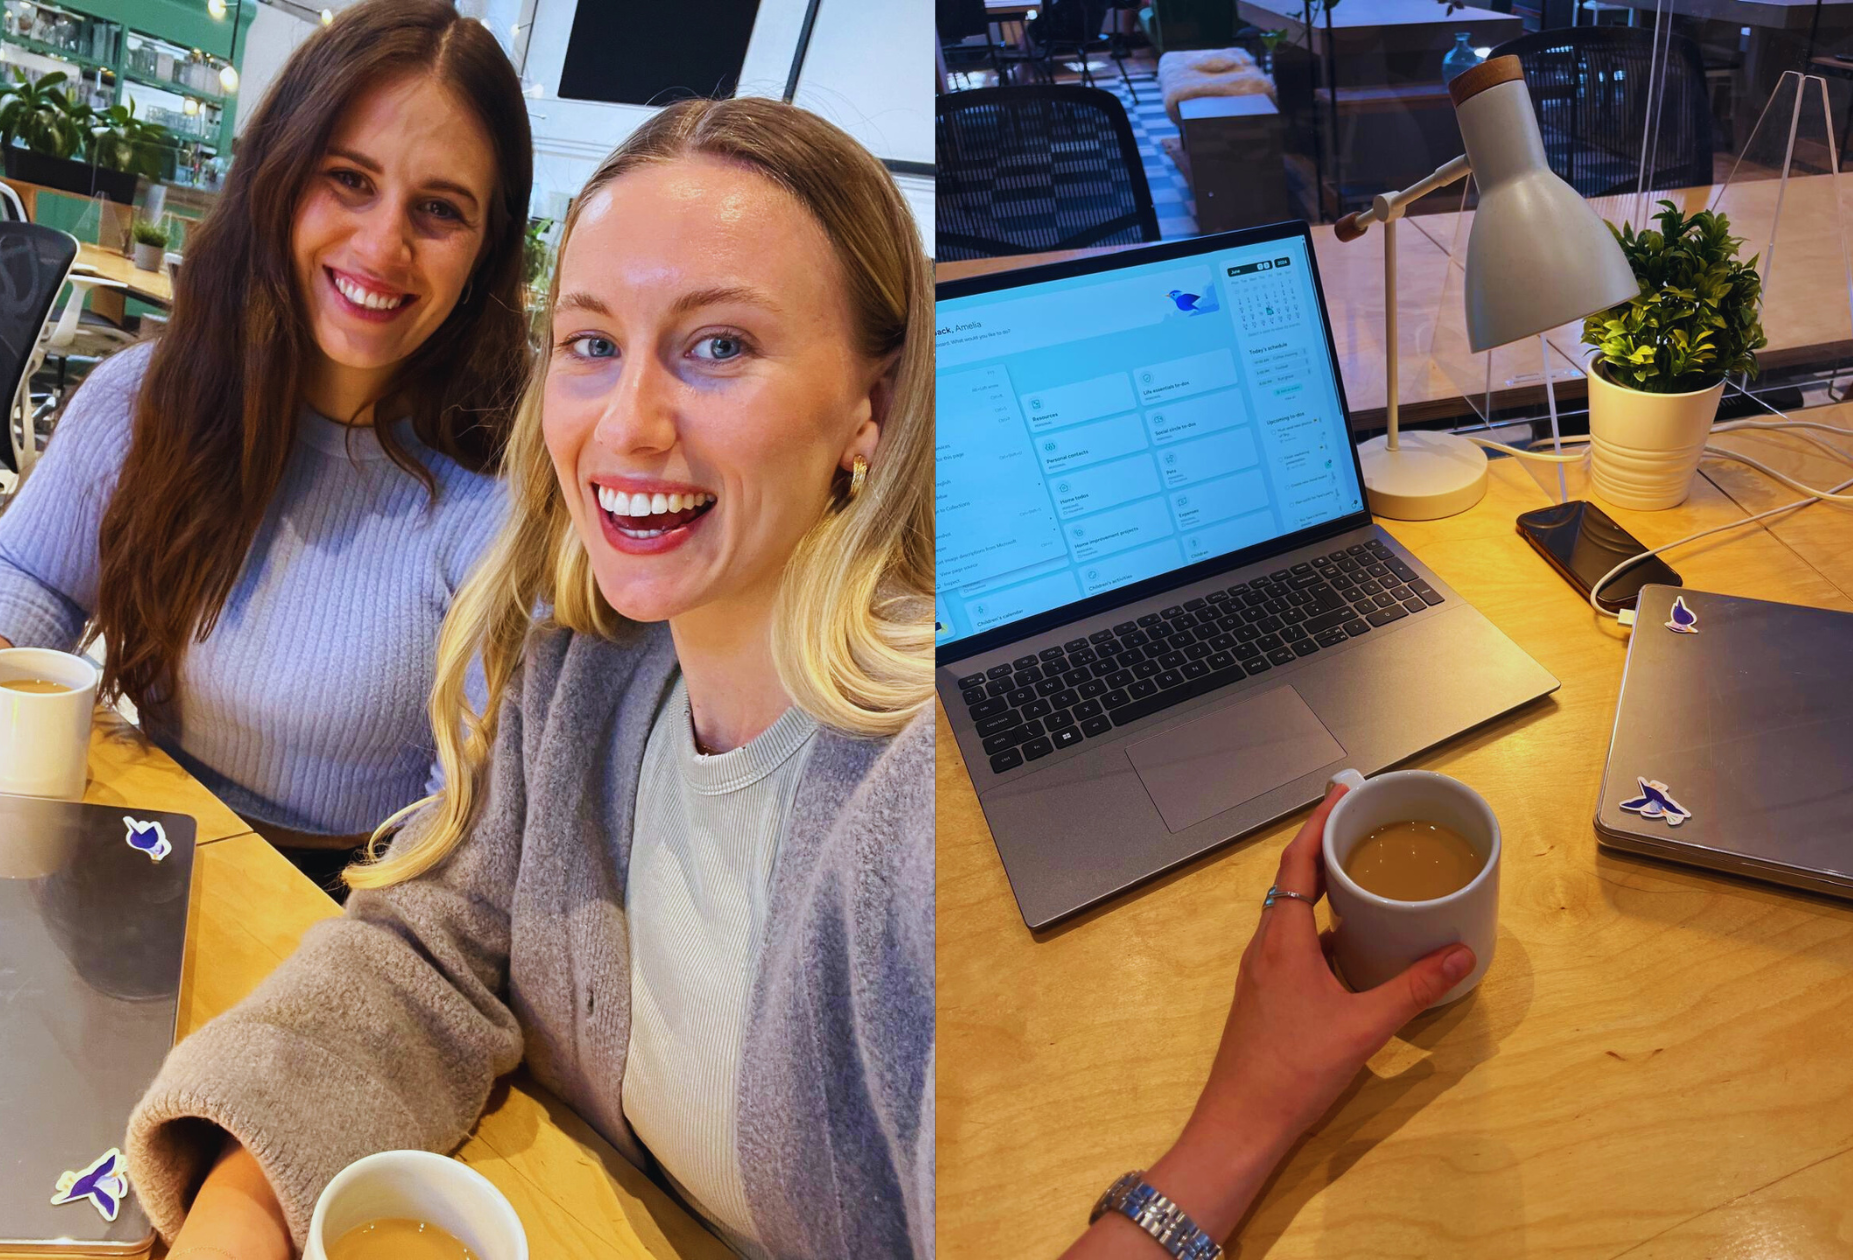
[88,101,170,190]
[1580,199,1766,511]
[0,71,141,204]
[130,218,168,271]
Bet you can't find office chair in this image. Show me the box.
[0,223,79,485]
[937,84,1162,260]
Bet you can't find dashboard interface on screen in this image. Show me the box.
[935,235,1364,651]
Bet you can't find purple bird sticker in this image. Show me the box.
[123,815,171,862]
[1665,595,1698,634]
[50,1147,128,1221]
[1618,777,1692,826]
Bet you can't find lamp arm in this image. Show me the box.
[1332,153,1473,454]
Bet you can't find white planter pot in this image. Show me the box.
[1586,362,1725,511]
[132,241,164,271]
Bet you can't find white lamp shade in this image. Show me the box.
[1456,63,1638,352]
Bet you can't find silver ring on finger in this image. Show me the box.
[1264,884,1315,909]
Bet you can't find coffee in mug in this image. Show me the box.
[329,1218,478,1260]
[0,678,72,694]
[1343,819,1484,901]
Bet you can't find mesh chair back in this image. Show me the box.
[1493,27,1713,198]
[0,223,75,409]
[937,85,1161,260]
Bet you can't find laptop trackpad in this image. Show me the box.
[1127,685,1345,832]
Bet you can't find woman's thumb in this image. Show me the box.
[1361,943,1476,1033]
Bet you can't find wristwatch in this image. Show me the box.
[1089,1171,1224,1260]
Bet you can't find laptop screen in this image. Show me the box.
[935,230,1365,652]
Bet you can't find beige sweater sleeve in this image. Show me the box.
[125,675,531,1246]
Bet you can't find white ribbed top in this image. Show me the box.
[622,675,820,1257]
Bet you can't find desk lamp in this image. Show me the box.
[1335,56,1637,520]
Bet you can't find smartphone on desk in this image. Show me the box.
[1516,499,1681,613]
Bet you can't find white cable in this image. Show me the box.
[1466,435,1591,462]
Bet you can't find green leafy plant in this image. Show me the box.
[1581,199,1766,395]
[0,70,84,159]
[88,100,170,179]
[131,218,169,248]
[524,216,554,289]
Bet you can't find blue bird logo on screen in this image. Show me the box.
[1164,288,1220,317]
[1618,777,1692,826]
[123,815,171,862]
[50,1147,128,1221]
[1665,596,1698,634]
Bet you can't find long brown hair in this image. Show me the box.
[90,0,532,721]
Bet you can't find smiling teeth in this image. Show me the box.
[597,486,716,516]
[334,275,409,310]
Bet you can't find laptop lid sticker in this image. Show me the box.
[123,815,172,862]
[1618,777,1693,826]
[1665,595,1699,634]
[50,1147,128,1221]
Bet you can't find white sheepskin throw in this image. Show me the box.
[1157,47,1276,127]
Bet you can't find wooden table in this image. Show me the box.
[71,719,727,1258]
[74,241,174,309]
[937,416,1853,1255]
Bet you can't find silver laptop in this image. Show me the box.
[0,795,196,1255]
[936,223,1559,929]
[1596,584,1853,898]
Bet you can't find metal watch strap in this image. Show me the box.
[1089,1171,1224,1260]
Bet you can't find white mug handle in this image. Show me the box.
[1328,767,1367,793]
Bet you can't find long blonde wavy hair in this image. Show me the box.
[346,97,934,890]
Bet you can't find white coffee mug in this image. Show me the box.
[304,1150,528,1260]
[1322,767,1500,1009]
[0,648,100,801]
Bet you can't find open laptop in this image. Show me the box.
[1596,585,1853,898]
[936,222,1560,929]
[0,795,197,1255]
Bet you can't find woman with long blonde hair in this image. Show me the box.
[128,97,934,1260]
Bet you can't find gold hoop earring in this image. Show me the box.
[848,454,869,501]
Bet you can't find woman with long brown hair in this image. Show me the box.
[0,0,532,883]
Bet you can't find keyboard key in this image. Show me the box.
[1104,688,1132,709]
[1015,665,1043,685]
[1387,560,1417,582]
[1343,618,1371,637]
[1133,659,1162,679]
[1367,605,1409,627]
[1162,605,1183,617]
[1080,678,1108,698]
[1373,594,1399,611]
[1073,698,1104,720]
[1291,638,1319,657]
[1137,613,1164,627]
[1039,646,1066,661]
[1256,634,1283,652]
[990,748,1024,773]
[1063,667,1091,687]
[987,663,1013,679]
[1115,620,1140,635]
[1022,699,1052,719]
[1089,629,1116,644]
[1348,543,1369,555]
[1019,719,1046,738]
[1013,654,1038,669]
[1414,585,1444,606]
[1047,708,1075,729]
[1064,637,1089,652]
[957,673,985,690]
[1184,597,1206,610]
[1185,643,1211,661]
[1207,591,1230,604]
[1121,630,1150,649]
[1091,660,1117,678]
[1007,686,1035,707]
[971,696,1008,719]
[976,712,1020,737]
[961,688,985,707]
[1234,640,1262,660]
[1403,598,1427,615]
[1129,679,1158,699]
[1241,590,1266,607]
[1053,689,1080,709]
[983,732,1018,755]
[1290,562,1311,574]
[1269,569,1290,581]
[1315,628,1348,648]
[1052,726,1084,750]
[1070,645,1098,663]
[1235,623,1261,645]
[1365,563,1390,578]
[1385,584,1413,602]
[987,678,1014,698]
[1023,736,1054,760]
[1244,657,1272,676]
[1207,650,1235,670]
[1160,651,1186,669]
[1182,660,1210,679]
[1033,677,1062,697]
[1210,633,1236,651]
[1302,609,1353,636]
[1082,715,1114,738]
[1107,669,1134,688]
[1157,668,1183,689]
[1268,647,1298,666]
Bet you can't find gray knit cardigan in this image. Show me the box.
[125,620,935,1259]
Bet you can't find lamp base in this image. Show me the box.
[1357,430,1488,520]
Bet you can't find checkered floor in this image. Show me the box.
[1096,70,1200,239]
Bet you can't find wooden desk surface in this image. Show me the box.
[74,242,174,307]
[937,432,1853,1257]
[83,717,725,1257]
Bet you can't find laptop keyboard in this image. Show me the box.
[955,539,1444,775]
